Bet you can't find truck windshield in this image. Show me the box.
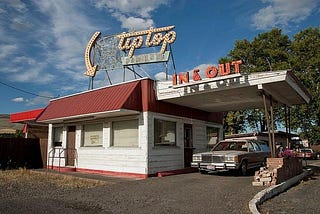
[213,141,247,151]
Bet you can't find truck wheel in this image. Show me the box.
[239,161,248,176]
[262,157,267,167]
[199,169,208,174]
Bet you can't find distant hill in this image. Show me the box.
[0,114,23,134]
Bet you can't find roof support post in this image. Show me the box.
[285,105,289,148]
[270,97,276,157]
[263,93,276,157]
[288,106,291,149]
[263,93,273,157]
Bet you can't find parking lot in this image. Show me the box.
[2,159,319,214]
[0,170,265,214]
[260,159,320,213]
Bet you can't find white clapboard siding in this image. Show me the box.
[76,147,148,174]
[193,124,208,153]
[47,111,223,176]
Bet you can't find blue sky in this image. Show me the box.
[0,0,319,114]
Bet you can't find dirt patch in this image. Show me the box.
[0,169,110,188]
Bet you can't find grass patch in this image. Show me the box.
[0,168,111,188]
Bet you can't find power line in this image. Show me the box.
[0,80,55,99]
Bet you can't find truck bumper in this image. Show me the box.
[191,162,239,172]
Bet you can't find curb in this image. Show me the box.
[249,168,312,214]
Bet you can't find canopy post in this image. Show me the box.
[284,105,289,149]
[288,106,291,149]
[263,93,274,157]
[270,97,276,157]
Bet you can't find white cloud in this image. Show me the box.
[95,0,170,30]
[0,0,105,90]
[11,97,24,102]
[0,44,18,59]
[118,15,154,30]
[0,0,172,96]
[188,64,213,79]
[96,0,170,18]
[7,0,27,13]
[25,91,53,106]
[0,7,5,14]
[12,56,37,65]
[252,0,318,30]
[33,0,98,78]
[154,72,172,81]
[10,63,55,83]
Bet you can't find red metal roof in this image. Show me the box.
[10,108,45,123]
[37,80,141,122]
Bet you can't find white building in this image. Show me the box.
[37,78,224,178]
[11,69,310,178]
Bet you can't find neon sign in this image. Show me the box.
[117,26,176,58]
[84,31,101,77]
[84,26,177,78]
[172,60,242,85]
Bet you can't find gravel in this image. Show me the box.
[1,163,318,214]
[259,164,320,214]
[0,170,265,214]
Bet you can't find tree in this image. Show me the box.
[221,29,291,133]
[224,111,246,134]
[289,27,320,145]
[222,27,320,145]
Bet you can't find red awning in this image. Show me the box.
[37,80,142,123]
[10,108,45,123]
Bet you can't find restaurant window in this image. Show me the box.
[82,123,103,147]
[154,119,176,146]
[52,127,63,147]
[207,126,219,149]
[112,119,139,147]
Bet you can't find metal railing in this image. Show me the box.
[47,147,77,172]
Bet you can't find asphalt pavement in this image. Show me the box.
[258,159,320,214]
[6,160,319,214]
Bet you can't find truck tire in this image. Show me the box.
[199,169,208,174]
[239,160,248,176]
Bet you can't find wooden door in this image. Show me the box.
[66,126,76,166]
[184,124,193,167]
[40,139,48,168]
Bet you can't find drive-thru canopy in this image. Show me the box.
[156,70,310,112]
[156,70,311,157]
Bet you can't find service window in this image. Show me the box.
[154,119,176,146]
[207,126,219,148]
[82,123,103,147]
[112,119,139,147]
[52,127,63,146]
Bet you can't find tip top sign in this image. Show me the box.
[117,26,176,58]
[84,25,177,77]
